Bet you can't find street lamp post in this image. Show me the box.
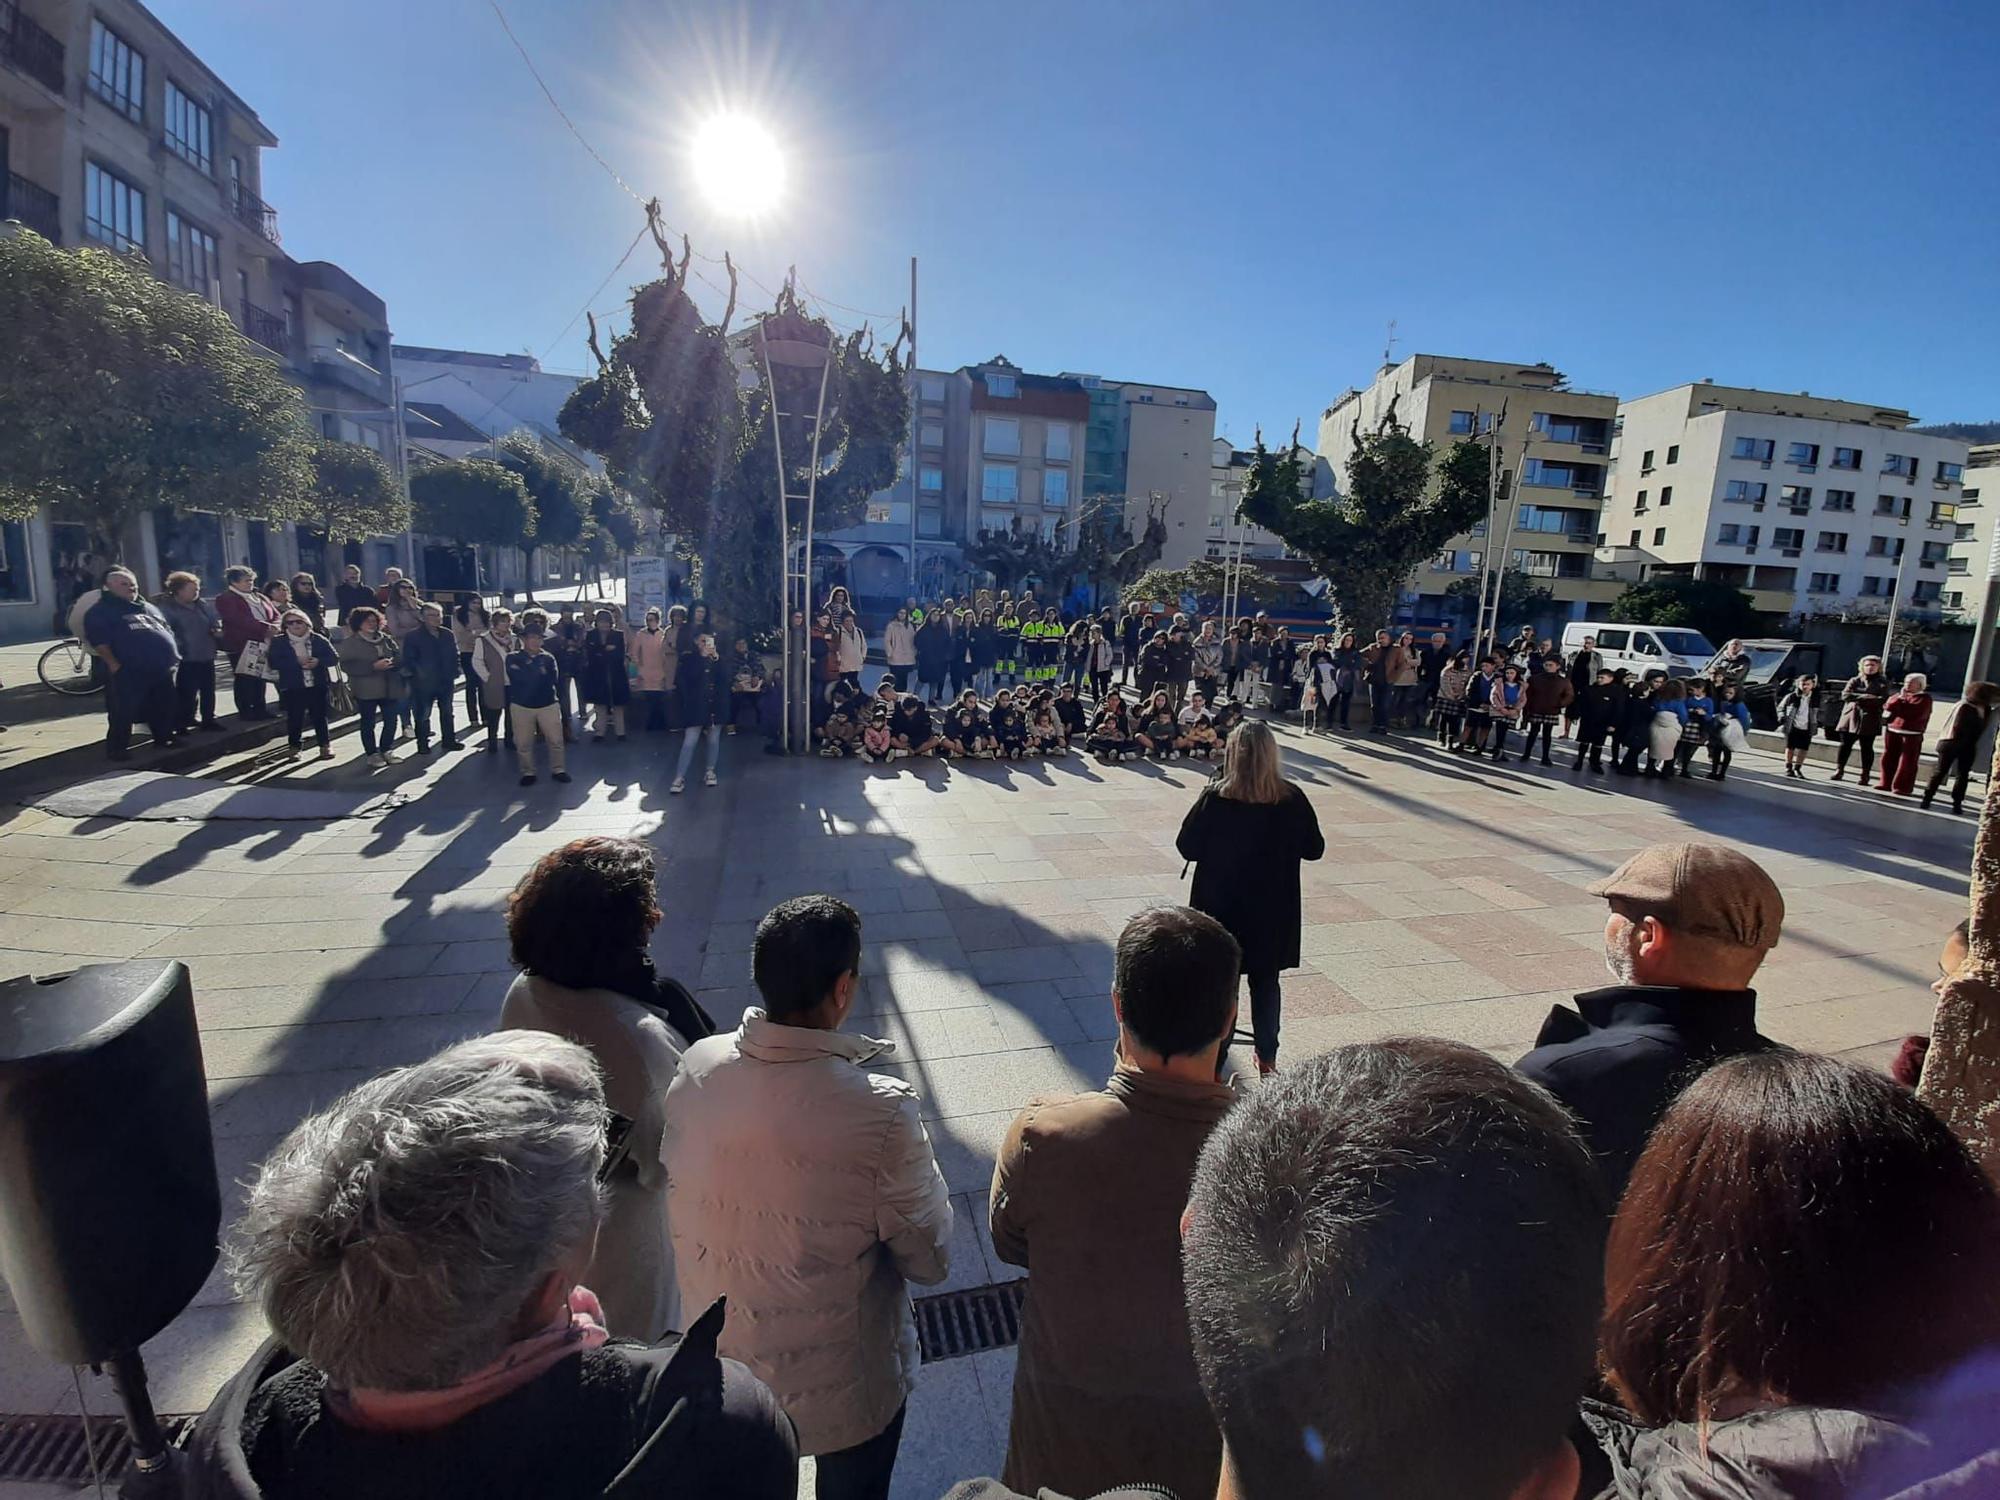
[755,299,835,755]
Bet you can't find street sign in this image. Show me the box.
[625,556,669,625]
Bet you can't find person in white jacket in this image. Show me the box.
[661,895,951,1500]
[883,607,918,693]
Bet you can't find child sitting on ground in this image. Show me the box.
[819,689,861,757]
[1186,713,1219,761]
[1030,705,1065,755]
[943,691,990,758]
[990,689,1028,760]
[1137,690,1180,760]
[1054,683,1087,746]
[1210,697,1243,744]
[1087,695,1137,762]
[861,705,894,763]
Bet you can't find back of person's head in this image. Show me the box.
[231,1032,606,1391]
[1113,906,1239,1060]
[507,837,658,991]
[752,894,862,1020]
[1216,719,1285,804]
[1184,1039,1603,1500]
[1603,1049,2000,1426]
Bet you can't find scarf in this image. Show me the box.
[327,1285,608,1434]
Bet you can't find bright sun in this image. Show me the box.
[690,113,786,217]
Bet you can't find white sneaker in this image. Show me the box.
[889,748,907,761]
[366,752,387,767]
[670,777,685,794]
[703,770,717,787]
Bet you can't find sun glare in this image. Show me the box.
[690,113,786,217]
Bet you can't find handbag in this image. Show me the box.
[237,639,280,683]
[326,664,356,718]
[1719,718,1748,753]
[1835,702,1859,736]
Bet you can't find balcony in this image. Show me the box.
[310,343,391,402]
[230,183,281,246]
[240,299,289,354]
[2,169,58,241]
[0,1,65,96]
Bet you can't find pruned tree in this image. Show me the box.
[1240,416,1488,635]
[307,439,408,543]
[1123,559,1283,613]
[0,227,314,556]
[558,211,906,631]
[1447,566,1554,622]
[411,457,536,553]
[964,521,1080,595]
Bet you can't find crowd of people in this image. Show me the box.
[181,799,1999,1500]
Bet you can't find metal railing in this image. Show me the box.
[240,298,288,352]
[2,170,59,241]
[230,182,280,245]
[0,0,65,94]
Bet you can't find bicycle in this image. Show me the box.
[38,637,103,696]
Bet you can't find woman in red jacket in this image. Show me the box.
[1878,672,1933,795]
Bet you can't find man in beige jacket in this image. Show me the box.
[661,895,951,1500]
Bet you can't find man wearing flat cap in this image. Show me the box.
[1517,842,1783,1201]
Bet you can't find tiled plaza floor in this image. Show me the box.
[0,714,1976,1497]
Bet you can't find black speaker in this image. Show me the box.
[0,960,219,1364]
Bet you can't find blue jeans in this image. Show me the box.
[358,699,398,756]
[674,723,720,780]
[1246,968,1282,1066]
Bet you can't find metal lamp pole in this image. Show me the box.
[757,308,834,755]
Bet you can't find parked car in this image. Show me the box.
[1562,622,1716,680]
[1702,639,1826,729]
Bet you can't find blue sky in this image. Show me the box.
[173,0,1997,440]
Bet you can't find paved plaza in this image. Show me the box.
[0,713,1977,1498]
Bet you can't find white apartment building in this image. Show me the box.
[1205,437,1293,562]
[1319,355,1622,626]
[1596,384,1970,621]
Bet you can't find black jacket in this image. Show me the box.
[1516,985,1773,1201]
[1578,682,1622,736]
[580,630,631,706]
[677,652,728,728]
[1137,640,1171,690]
[179,1299,797,1500]
[1175,783,1325,974]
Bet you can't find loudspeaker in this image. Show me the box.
[0,960,219,1364]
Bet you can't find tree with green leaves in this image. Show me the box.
[492,432,592,598]
[1239,415,1489,634]
[307,439,408,543]
[559,222,906,631]
[1610,574,1764,639]
[411,458,536,557]
[1446,566,1554,623]
[0,228,314,557]
[1123,558,1283,613]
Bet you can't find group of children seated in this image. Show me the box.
[815,679,1248,764]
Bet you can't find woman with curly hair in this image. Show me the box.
[498,837,714,1340]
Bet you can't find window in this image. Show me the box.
[1043,468,1070,506]
[1732,436,1775,462]
[919,375,946,403]
[918,465,943,493]
[1875,493,1910,518]
[1717,524,1747,546]
[978,508,1013,532]
[1946,590,1965,608]
[1044,422,1072,461]
[981,463,1018,504]
[1773,528,1805,550]
[1929,500,1957,522]
[1652,528,1666,545]
[88,20,145,123]
[919,420,943,448]
[1938,460,1964,483]
[1448,410,1474,435]
[1640,449,1655,472]
[1958,522,1978,541]
[164,83,212,173]
[83,163,145,253]
[1859,576,1894,597]
[1911,579,1942,604]
[985,372,1017,398]
[1950,558,1971,575]
[1831,447,1862,470]
[1666,445,1680,464]
[1823,489,1856,511]
[983,417,1019,457]
[1808,572,1842,593]
[1634,489,1649,512]
[1780,484,1812,509]
[1882,453,1917,478]
[1866,536,1903,559]
[1723,480,1767,504]
[1922,541,1951,564]
[1788,442,1820,469]
[917,508,943,539]
[1963,487,1982,506]
[164,210,217,292]
[1816,531,1848,553]
[1659,486,1673,506]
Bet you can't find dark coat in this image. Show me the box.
[580,629,631,706]
[915,620,953,675]
[678,652,728,729]
[177,1300,798,1500]
[1841,672,1891,737]
[969,623,1000,670]
[1175,782,1325,974]
[400,625,460,694]
[1516,985,1773,1201]
[1136,640,1171,691]
[1578,682,1622,736]
[269,633,337,694]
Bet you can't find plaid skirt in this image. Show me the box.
[1527,712,1561,728]
[1679,718,1707,744]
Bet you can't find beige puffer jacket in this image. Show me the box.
[661,1012,952,1455]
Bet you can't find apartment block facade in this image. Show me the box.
[1318,355,1621,627]
[0,0,402,639]
[1595,384,1970,621]
[1206,437,1294,562]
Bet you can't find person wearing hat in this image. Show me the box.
[1516,842,1782,1201]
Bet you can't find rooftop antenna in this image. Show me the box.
[1382,318,1399,370]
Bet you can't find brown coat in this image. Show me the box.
[1524,670,1576,717]
[989,1065,1235,1500]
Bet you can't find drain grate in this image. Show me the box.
[0,1412,197,1485]
[915,1279,1029,1362]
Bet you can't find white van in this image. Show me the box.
[1560,622,1716,679]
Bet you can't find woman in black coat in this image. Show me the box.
[1175,719,1324,1074]
[670,633,730,794]
[915,614,953,705]
[580,608,631,741]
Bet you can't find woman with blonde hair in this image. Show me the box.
[1174,720,1325,1074]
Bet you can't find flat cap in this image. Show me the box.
[1586,842,1784,951]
